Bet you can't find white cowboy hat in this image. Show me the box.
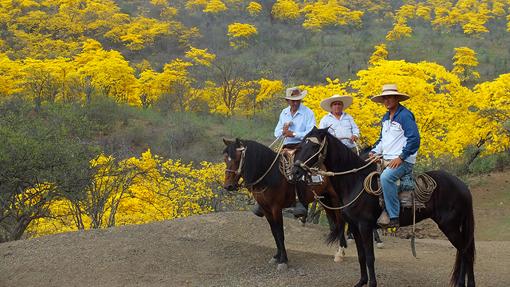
[284,87,307,100]
[371,84,410,103]
[320,95,353,112]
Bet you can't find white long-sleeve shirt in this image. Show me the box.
[319,112,359,148]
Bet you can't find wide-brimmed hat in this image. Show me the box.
[320,95,353,112]
[284,87,307,100]
[371,84,410,103]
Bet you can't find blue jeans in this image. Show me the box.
[380,161,413,219]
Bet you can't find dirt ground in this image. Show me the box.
[0,211,509,287]
[0,171,509,287]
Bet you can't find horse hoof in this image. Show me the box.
[334,247,346,262]
[376,242,384,249]
[347,238,354,244]
[268,258,277,265]
[277,263,288,272]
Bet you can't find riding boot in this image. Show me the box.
[387,218,400,228]
[292,183,308,218]
[252,203,264,217]
[290,201,306,217]
[377,210,390,227]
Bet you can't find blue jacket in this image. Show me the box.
[371,105,420,164]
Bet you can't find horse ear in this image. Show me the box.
[223,138,234,146]
[235,138,244,147]
[312,126,318,131]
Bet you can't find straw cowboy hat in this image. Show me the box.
[371,84,410,103]
[320,95,353,112]
[284,87,307,100]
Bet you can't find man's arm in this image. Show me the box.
[294,109,316,140]
[274,111,285,138]
[349,115,360,138]
[399,112,420,160]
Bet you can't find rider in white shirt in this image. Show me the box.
[319,95,359,150]
[253,87,316,218]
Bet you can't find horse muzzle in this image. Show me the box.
[223,183,239,191]
[291,160,307,182]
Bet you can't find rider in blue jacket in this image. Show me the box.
[369,84,420,229]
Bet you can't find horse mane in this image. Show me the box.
[224,139,282,188]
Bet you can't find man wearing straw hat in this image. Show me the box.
[252,87,315,218]
[369,84,420,229]
[319,94,360,151]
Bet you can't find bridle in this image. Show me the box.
[225,146,247,176]
[225,146,247,188]
[224,141,284,190]
[294,136,328,174]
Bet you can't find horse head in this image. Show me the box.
[292,127,329,182]
[222,138,246,191]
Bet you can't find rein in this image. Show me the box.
[310,171,382,210]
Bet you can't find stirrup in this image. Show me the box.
[292,202,308,218]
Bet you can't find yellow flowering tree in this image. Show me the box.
[468,73,510,154]
[301,1,364,32]
[271,0,301,21]
[227,22,258,48]
[185,46,216,67]
[452,47,480,83]
[0,54,24,98]
[203,0,228,13]
[386,18,413,41]
[104,16,170,51]
[28,150,220,236]
[368,43,388,66]
[20,57,80,111]
[74,39,139,105]
[247,1,262,16]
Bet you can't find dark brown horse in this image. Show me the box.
[292,128,476,287]
[222,138,347,270]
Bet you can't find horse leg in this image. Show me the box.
[437,223,468,287]
[350,224,370,287]
[334,220,347,262]
[359,223,377,287]
[266,209,288,271]
[265,214,280,265]
[465,241,475,287]
[374,229,384,249]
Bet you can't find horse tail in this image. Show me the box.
[326,213,347,248]
[451,189,476,286]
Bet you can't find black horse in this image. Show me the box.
[292,128,475,287]
[223,138,348,270]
